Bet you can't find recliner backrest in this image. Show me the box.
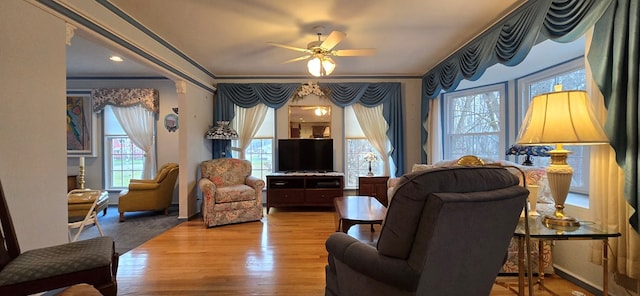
[377,167,523,270]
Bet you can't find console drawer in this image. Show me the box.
[268,189,305,203]
[305,189,341,204]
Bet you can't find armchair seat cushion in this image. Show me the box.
[215,184,256,203]
[0,236,114,286]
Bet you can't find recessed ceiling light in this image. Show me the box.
[109,55,123,62]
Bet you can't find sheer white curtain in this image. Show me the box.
[586,31,640,281]
[230,104,268,159]
[352,103,392,176]
[112,105,156,179]
[425,98,443,164]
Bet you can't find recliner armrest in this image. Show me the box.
[325,232,420,291]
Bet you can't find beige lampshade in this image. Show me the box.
[516,89,608,145]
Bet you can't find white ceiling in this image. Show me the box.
[67,0,532,79]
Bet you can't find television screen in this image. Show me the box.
[278,139,333,172]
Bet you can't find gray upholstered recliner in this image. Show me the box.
[325,166,527,296]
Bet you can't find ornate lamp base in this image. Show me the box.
[367,161,374,176]
[542,214,580,228]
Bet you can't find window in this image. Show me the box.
[517,58,589,193]
[233,138,273,181]
[231,107,275,182]
[442,84,506,161]
[103,106,147,190]
[344,106,383,188]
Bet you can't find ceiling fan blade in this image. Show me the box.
[283,55,311,64]
[332,48,377,56]
[267,42,309,53]
[320,31,346,51]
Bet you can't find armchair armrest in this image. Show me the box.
[198,178,218,196]
[127,182,160,191]
[325,232,420,291]
[245,176,265,191]
[128,179,156,183]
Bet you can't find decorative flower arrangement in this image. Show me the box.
[292,82,328,102]
[364,152,378,163]
[364,152,378,176]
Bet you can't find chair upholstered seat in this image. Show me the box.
[199,158,265,227]
[0,180,119,296]
[0,236,114,286]
[215,184,256,203]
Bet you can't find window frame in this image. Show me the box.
[441,83,507,161]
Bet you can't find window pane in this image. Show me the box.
[106,136,144,189]
[345,139,382,187]
[443,86,503,161]
[232,138,274,183]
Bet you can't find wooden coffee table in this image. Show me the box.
[334,195,386,233]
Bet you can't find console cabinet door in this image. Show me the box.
[358,176,389,206]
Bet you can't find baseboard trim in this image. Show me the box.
[554,268,602,296]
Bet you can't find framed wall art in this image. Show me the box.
[67,91,97,157]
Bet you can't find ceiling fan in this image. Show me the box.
[268,26,376,77]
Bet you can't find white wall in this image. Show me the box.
[0,0,68,250]
[177,81,213,219]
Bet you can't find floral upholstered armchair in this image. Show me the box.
[199,158,265,227]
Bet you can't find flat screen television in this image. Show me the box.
[278,139,334,172]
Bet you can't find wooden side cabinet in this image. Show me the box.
[67,175,78,193]
[358,176,389,206]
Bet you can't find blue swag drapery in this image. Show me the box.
[420,0,639,232]
[214,82,405,176]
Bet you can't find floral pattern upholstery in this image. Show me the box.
[199,158,265,227]
[386,157,554,274]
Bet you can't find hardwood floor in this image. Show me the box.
[116,207,593,295]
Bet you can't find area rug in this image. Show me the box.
[72,205,184,254]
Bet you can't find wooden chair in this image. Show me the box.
[68,189,105,242]
[0,179,119,295]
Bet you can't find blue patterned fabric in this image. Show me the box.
[0,236,114,285]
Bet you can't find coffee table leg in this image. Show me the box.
[341,221,355,233]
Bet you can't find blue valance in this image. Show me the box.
[215,82,405,175]
[421,0,612,99]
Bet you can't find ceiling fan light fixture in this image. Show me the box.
[322,56,336,75]
[307,55,335,77]
[307,56,322,77]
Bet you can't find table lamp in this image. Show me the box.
[206,121,239,157]
[516,85,608,227]
[505,144,552,166]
